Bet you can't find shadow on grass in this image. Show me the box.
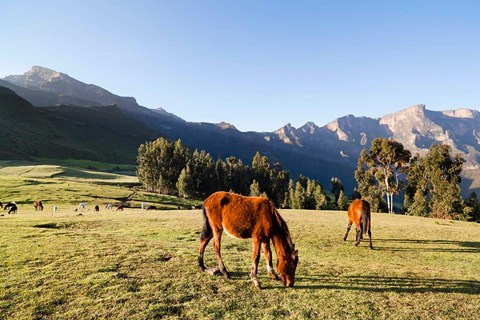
[197,269,480,294]
[373,238,480,253]
[294,275,480,294]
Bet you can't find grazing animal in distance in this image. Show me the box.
[34,200,43,211]
[116,205,124,211]
[343,199,373,249]
[94,205,100,212]
[198,191,299,290]
[0,202,3,209]
[4,202,16,211]
[8,204,17,214]
[141,202,147,210]
[77,202,88,212]
[146,205,157,210]
[105,203,113,210]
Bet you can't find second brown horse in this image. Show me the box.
[343,199,373,249]
[198,191,299,289]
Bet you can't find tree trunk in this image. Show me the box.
[390,193,394,213]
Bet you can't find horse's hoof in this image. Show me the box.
[343,238,347,241]
[354,243,359,247]
[205,267,221,276]
[270,273,281,281]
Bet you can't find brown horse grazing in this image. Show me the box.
[343,199,373,249]
[34,200,43,211]
[198,191,299,289]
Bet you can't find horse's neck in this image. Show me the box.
[272,233,292,259]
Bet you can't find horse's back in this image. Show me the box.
[204,191,274,239]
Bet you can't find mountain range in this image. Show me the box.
[1,66,479,195]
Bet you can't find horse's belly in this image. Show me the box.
[223,224,251,239]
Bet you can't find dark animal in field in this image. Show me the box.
[343,199,373,249]
[116,205,124,211]
[4,202,16,211]
[8,204,17,214]
[0,202,3,208]
[146,205,157,210]
[198,191,299,290]
[34,200,43,211]
[94,205,99,212]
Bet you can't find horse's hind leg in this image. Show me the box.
[198,208,213,271]
[250,240,262,290]
[355,225,361,246]
[343,221,353,241]
[263,241,280,281]
[197,230,213,271]
[213,232,230,279]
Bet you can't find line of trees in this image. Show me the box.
[137,137,480,221]
[136,138,329,209]
[355,138,480,221]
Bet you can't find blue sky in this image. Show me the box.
[1,0,479,132]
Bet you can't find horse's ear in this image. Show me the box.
[292,249,298,257]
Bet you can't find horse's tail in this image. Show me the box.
[361,201,369,235]
[200,204,213,241]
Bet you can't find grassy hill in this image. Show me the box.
[0,160,199,210]
[0,87,159,163]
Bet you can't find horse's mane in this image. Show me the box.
[270,202,294,252]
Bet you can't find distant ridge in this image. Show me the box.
[2,67,479,195]
[0,86,158,163]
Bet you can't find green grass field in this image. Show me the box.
[1,162,479,319]
[0,161,199,210]
[1,209,479,319]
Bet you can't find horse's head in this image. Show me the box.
[277,246,299,288]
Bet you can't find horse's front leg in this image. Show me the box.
[263,241,280,281]
[251,240,262,290]
[368,228,373,250]
[213,232,229,279]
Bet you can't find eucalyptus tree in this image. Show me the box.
[357,138,411,213]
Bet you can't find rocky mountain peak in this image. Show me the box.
[29,66,64,81]
[273,123,303,145]
[325,118,350,142]
[4,66,65,89]
[216,121,237,130]
[300,121,319,134]
[442,108,478,119]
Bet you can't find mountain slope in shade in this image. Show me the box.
[2,67,479,195]
[0,86,158,163]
